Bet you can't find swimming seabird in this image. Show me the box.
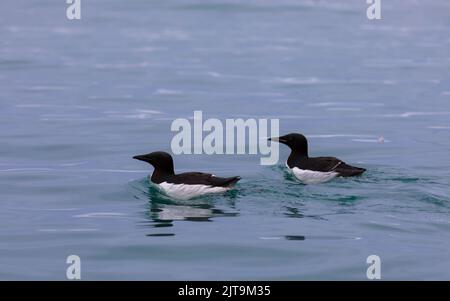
[133,151,241,199]
[269,133,366,184]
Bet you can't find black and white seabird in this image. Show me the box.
[133,151,241,199]
[269,133,366,184]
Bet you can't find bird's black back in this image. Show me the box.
[152,172,241,187]
[290,156,365,177]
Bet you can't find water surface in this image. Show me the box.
[1,0,450,280]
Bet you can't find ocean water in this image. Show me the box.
[1,0,450,280]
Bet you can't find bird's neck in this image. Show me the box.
[151,167,175,183]
[287,149,308,168]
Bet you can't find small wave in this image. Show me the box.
[207,71,222,78]
[383,112,450,118]
[0,168,54,173]
[308,134,376,138]
[88,95,133,100]
[361,24,436,33]
[270,77,397,86]
[58,162,88,167]
[24,86,68,91]
[4,207,79,211]
[74,212,127,218]
[427,126,450,129]
[104,109,163,120]
[154,89,183,95]
[94,62,150,70]
[269,99,299,103]
[352,138,390,143]
[121,29,190,41]
[363,58,444,69]
[51,27,84,35]
[0,167,146,174]
[15,104,92,109]
[259,235,359,241]
[309,102,385,107]
[41,114,83,118]
[79,169,147,173]
[178,2,355,13]
[132,46,165,52]
[37,228,98,232]
[327,108,361,111]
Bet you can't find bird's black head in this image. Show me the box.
[133,151,175,175]
[269,133,308,156]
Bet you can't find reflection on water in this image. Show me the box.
[284,235,306,241]
[283,206,326,221]
[131,179,240,236]
[146,233,175,237]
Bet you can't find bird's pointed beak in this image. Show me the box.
[133,155,146,161]
[268,137,285,143]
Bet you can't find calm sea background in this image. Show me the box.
[1,0,450,280]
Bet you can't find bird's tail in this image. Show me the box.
[222,176,241,187]
[335,164,366,177]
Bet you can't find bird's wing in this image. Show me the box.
[170,172,241,187]
[300,157,344,172]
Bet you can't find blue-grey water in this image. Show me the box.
[1,0,450,280]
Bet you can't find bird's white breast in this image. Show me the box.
[157,182,230,200]
[287,163,338,184]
